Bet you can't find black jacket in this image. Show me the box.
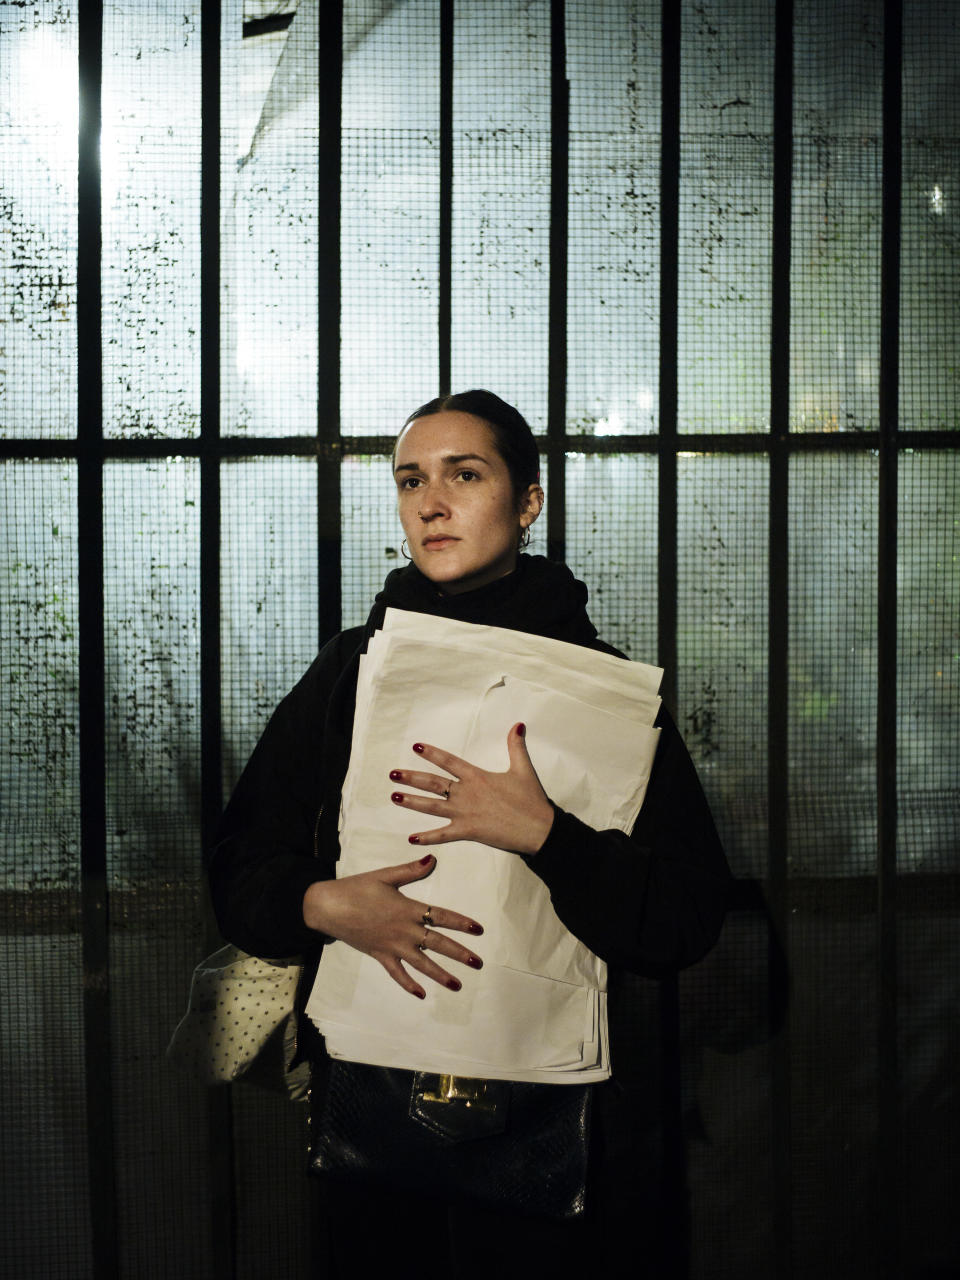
[206,558,732,1229]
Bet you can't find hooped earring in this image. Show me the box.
[401,539,412,560]
[519,527,531,549]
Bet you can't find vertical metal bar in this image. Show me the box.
[438,0,453,396]
[769,0,794,1275]
[77,2,117,1274]
[317,0,343,643]
[658,0,679,707]
[546,0,568,563]
[200,0,224,961]
[877,1,902,1273]
[199,5,236,1278]
[658,4,683,1273]
[313,8,346,1261]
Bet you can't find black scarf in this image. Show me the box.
[315,555,605,862]
[367,554,601,647]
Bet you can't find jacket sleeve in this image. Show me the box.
[524,706,732,977]
[205,630,357,959]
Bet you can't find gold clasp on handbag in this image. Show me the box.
[410,1072,509,1141]
[419,1073,497,1112]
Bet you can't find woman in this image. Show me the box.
[208,390,731,1277]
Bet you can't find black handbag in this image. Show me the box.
[309,1059,591,1221]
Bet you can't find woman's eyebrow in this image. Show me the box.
[394,452,491,474]
[443,452,490,467]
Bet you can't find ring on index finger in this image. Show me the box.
[421,906,433,928]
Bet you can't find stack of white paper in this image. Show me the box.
[306,609,662,1084]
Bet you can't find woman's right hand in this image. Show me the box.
[301,853,484,999]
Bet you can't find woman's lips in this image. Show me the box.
[422,536,459,550]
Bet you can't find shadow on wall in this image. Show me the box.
[679,887,960,1279]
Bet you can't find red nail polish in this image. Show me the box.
[467,956,483,970]
[389,770,402,781]
[414,989,425,999]
[418,853,433,865]
[409,835,421,845]
[467,923,483,936]
[391,792,404,804]
[517,723,526,737]
[413,742,425,754]
[446,978,462,992]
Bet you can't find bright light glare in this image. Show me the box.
[635,386,655,414]
[235,328,314,384]
[595,412,625,436]
[930,184,945,215]
[11,26,78,155]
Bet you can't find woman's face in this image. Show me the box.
[393,410,542,595]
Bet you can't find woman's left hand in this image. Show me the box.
[388,722,554,856]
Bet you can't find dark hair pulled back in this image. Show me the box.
[401,389,541,504]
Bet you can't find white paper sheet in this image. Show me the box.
[310,944,600,1070]
[306,611,662,1083]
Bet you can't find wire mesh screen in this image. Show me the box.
[101,3,202,439]
[1,1,959,1278]
[567,0,661,437]
[451,0,552,423]
[897,451,960,872]
[788,453,879,875]
[341,454,405,627]
[220,456,320,793]
[677,453,768,880]
[1,462,88,1276]
[342,0,439,436]
[0,5,78,440]
[792,0,883,433]
[678,1,774,434]
[225,0,320,436]
[101,460,212,1273]
[901,2,960,430]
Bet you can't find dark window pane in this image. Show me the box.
[679,453,768,879]
[788,454,878,875]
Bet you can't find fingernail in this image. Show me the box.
[413,742,425,754]
[414,989,425,999]
[418,853,433,865]
[391,792,404,804]
[446,978,462,992]
[389,770,402,781]
[517,723,526,737]
[467,923,483,936]
[467,956,483,970]
[409,835,421,846]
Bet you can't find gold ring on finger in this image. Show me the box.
[422,906,433,928]
[441,783,451,801]
[418,927,429,952]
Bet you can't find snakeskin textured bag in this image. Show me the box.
[310,1058,591,1220]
